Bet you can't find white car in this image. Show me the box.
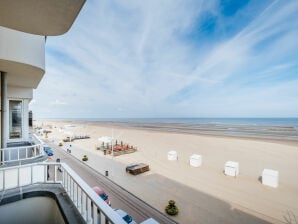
[114,209,137,224]
[140,218,159,224]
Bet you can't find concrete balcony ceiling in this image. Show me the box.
[0,0,86,36]
[0,27,45,88]
[2,60,44,89]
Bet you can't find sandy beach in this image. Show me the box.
[36,120,298,224]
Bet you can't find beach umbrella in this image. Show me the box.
[98,136,112,144]
[64,131,73,136]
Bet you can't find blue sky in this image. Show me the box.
[30,0,298,118]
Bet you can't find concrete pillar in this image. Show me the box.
[1,71,7,163]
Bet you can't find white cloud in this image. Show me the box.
[50,99,67,106]
[31,0,298,118]
[117,107,124,112]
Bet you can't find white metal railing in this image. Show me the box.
[0,162,126,224]
[31,133,44,145]
[0,134,45,163]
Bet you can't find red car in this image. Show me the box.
[92,186,111,206]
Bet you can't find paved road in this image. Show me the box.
[45,140,177,224]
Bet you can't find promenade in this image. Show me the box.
[45,140,177,224]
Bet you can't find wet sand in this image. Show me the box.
[36,120,298,224]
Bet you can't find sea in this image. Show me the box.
[42,118,298,140]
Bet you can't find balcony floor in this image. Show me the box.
[0,184,85,224]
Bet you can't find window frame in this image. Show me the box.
[8,99,24,140]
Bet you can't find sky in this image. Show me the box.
[30,0,298,118]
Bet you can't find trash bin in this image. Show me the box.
[105,171,108,177]
[56,158,61,163]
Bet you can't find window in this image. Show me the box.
[9,100,22,139]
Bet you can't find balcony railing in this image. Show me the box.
[0,134,45,164]
[0,162,126,224]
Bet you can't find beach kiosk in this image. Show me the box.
[167,151,178,161]
[224,161,239,177]
[262,169,279,188]
[190,154,202,167]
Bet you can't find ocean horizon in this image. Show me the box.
[37,117,298,140]
[37,117,298,127]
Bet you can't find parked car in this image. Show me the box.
[43,146,53,156]
[92,186,111,206]
[114,209,137,224]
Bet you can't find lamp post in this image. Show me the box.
[111,129,114,158]
[111,139,114,158]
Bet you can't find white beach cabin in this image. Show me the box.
[64,131,73,141]
[190,154,202,167]
[224,161,239,177]
[262,169,279,188]
[167,151,178,161]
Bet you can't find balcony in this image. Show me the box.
[0,134,46,166]
[0,162,126,224]
[0,27,45,89]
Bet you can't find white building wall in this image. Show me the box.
[0,27,43,146]
[0,26,45,89]
[7,86,33,99]
[0,26,45,73]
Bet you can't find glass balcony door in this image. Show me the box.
[9,100,23,139]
